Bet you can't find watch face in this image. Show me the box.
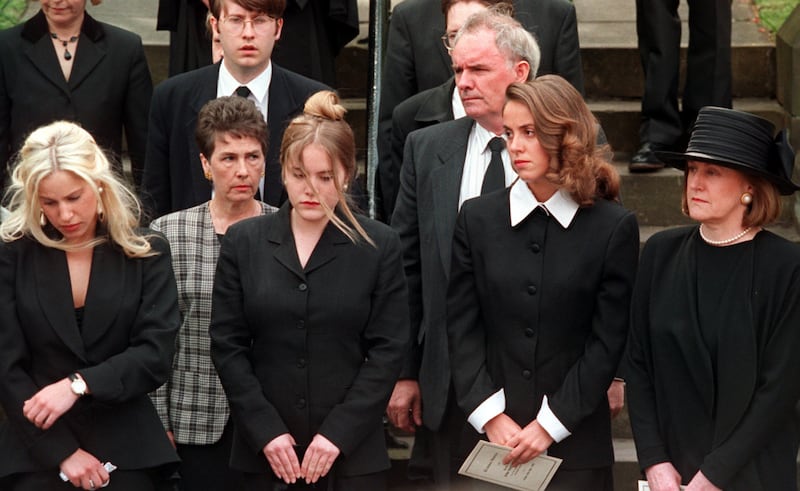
[71,378,87,396]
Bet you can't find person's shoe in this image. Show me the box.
[629,142,668,173]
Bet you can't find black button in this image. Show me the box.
[525,328,534,338]
[530,243,541,253]
[297,358,306,368]
[297,398,306,408]
[527,285,537,295]
[297,320,305,329]
[298,283,308,291]
[522,370,532,380]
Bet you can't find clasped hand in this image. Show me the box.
[263,433,340,485]
[23,377,79,430]
[484,413,554,466]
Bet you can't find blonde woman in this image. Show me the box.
[0,121,179,491]
[210,91,409,491]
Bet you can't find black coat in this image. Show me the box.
[446,189,639,470]
[141,63,328,218]
[626,227,800,489]
[0,235,180,476]
[0,11,152,187]
[210,205,409,477]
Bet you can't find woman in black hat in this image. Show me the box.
[626,106,800,491]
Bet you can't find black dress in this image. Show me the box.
[627,227,800,490]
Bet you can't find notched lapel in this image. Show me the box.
[269,209,305,280]
[23,38,69,95]
[303,223,348,275]
[81,244,124,348]
[68,35,105,90]
[34,246,86,361]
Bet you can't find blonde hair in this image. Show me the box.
[280,91,374,246]
[505,77,619,205]
[0,121,155,257]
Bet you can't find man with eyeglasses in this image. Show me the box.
[142,0,327,218]
[376,0,584,221]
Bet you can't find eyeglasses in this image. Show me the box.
[219,15,277,35]
[441,32,457,53]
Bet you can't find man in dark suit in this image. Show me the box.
[377,0,584,220]
[388,10,537,487]
[142,0,327,218]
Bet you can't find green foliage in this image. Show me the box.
[755,0,800,33]
[0,0,28,30]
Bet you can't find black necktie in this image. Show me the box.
[481,137,506,195]
[235,86,251,98]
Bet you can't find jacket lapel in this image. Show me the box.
[432,118,472,275]
[303,218,349,275]
[67,14,106,90]
[269,205,306,280]
[21,26,70,96]
[80,242,124,348]
[34,245,86,361]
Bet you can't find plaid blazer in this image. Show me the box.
[149,201,277,445]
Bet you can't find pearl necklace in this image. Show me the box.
[698,224,752,246]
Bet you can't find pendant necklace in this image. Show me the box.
[50,33,79,61]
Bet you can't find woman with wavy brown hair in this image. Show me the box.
[447,75,639,489]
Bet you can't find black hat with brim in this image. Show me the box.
[656,106,799,195]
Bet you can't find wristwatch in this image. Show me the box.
[68,373,87,396]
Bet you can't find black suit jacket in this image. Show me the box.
[376,0,583,219]
[447,190,639,469]
[0,234,180,477]
[0,11,152,187]
[390,117,474,430]
[210,205,409,476]
[141,63,328,218]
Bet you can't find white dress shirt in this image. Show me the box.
[458,123,515,208]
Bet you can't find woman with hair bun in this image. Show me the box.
[0,121,179,490]
[210,90,409,491]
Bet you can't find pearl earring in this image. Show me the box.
[740,192,753,205]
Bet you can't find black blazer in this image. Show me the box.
[210,204,409,477]
[141,63,328,218]
[0,11,153,187]
[390,117,473,430]
[447,190,639,470]
[0,234,180,477]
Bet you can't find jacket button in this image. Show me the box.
[297,398,306,408]
[297,320,305,329]
[527,285,537,295]
[297,358,306,368]
[522,370,532,380]
[530,243,541,253]
[525,328,534,338]
[298,283,308,291]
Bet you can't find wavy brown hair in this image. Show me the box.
[505,76,619,206]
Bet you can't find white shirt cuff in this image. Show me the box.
[467,389,506,433]
[536,395,571,443]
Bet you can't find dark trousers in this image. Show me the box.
[469,465,613,491]
[175,421,242,491]
[242,469,386,491]
[636,0,732,146]
[0,468,176,491]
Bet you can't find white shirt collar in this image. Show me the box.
[509,179,579,228]
[451,87,466,119]
[217,61,272,106]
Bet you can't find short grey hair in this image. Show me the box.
[453,7,541,81]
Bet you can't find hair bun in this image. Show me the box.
[303,90,347,122]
